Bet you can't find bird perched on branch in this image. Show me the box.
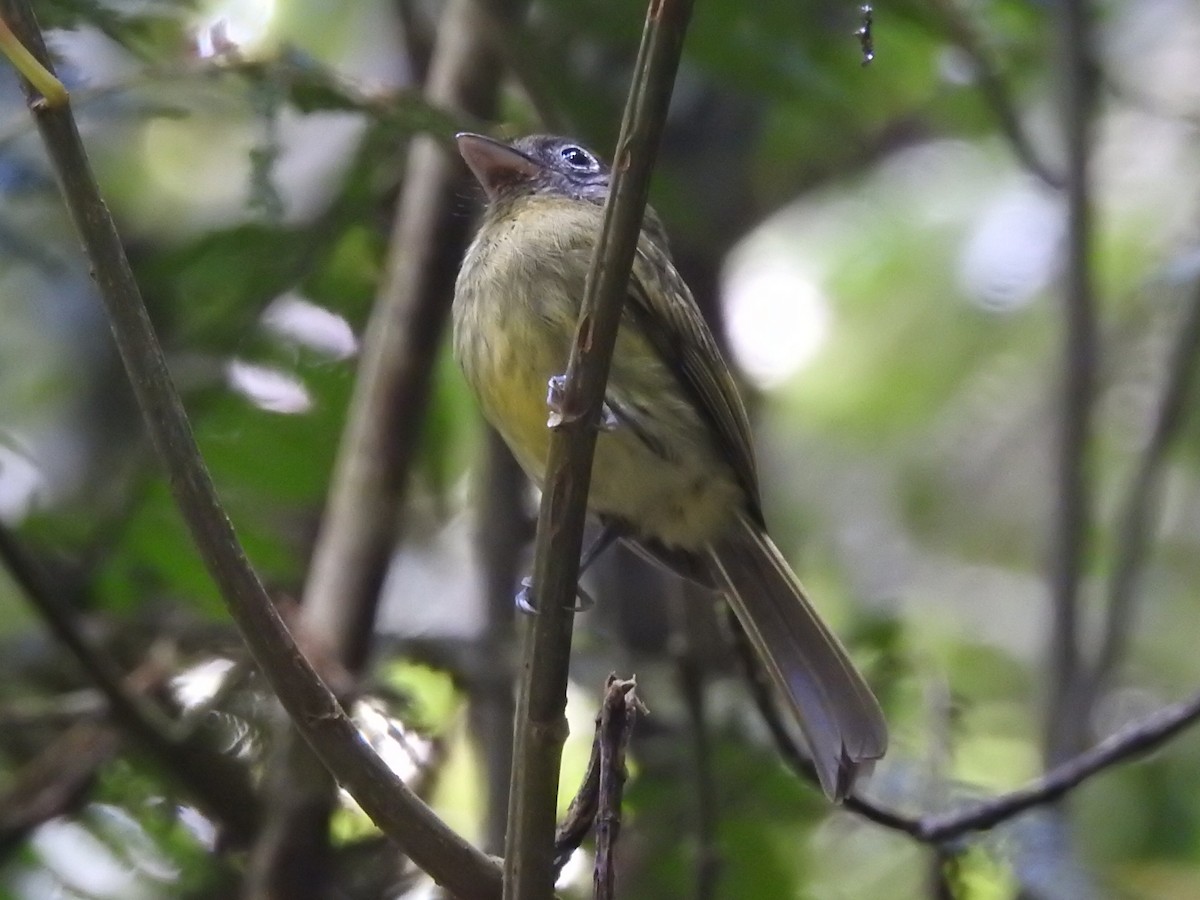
[451,132,887,800]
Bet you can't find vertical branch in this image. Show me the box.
[503,0,695,896]
[929,849,958,900]
[300,0,519,673]
[249,0,525,893]
[1045,0,1099,767]
[593,678,644,900]
[669,586,720,899]
[470,431,529,854]
[394,0,434,84]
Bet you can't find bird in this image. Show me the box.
[451,131,886,799]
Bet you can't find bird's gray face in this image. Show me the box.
[456,132,611,205]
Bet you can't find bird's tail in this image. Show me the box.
[707,514,887,800]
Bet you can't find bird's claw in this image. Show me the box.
[515,575,596,614]
[515,577,539,615]
[546,374,619,431]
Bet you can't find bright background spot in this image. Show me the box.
[723,258,832,389]
[958,183,1063,312]
[196,0,277,56]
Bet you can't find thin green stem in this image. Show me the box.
[0,16,66,106]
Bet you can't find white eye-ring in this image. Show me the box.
[560,144,596,170]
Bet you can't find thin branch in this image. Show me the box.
[1088,280,1200,694]
[0,51,477,152]
[1044,0,1099,767]
[914,687,1200,842]
[0,722,119,857]
[0,524,179,742]
[552,677,620,871]
[470,431,529,854]
[928,0,1064,189]
[670,586,720,899]
[300,0,522,683]
[929,848,957,900]
[593,677,644,900]
[831,674,1194,840]
[553,730,601,872]
[503,0,695,895]
[551,675,646,879]
[733,599,1200,843]
[0,523,261,843]
[394,0,434,85]
[0,4,500,896]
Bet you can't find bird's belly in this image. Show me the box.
[453,203,744,550]
[588,429,743,548]
[472,331,742,550]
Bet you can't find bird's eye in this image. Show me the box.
[559,145,595,170]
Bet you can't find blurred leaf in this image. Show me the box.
[38,0,197,61]
[136,224,311,350]
[623,734,820,899]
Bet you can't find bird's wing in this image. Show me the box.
[626,236,763,521]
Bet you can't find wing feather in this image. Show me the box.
[625,236,763,524]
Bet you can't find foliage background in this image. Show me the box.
[2,0,1200,897]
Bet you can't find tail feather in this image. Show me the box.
[707,515,887,800]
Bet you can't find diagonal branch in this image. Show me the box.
[928,0,1063,188]
[1088,280,1200,695]
[252,0,524,891]
[283,0,525,674]
[553,710,602,871]
[551,675,643,875]
[913,686,1200,842]
[0,16,63,104]
[0,3,500,896]
[738,599,1200,844]
[0,722,120,857]
[0,523,261,843]
[503,0,695,895]
[0,52,478,151]
[0,525,180,745]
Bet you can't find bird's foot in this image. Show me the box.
[546,374,619,431]
[515,575,596,615]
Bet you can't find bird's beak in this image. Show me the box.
[456,132,541,201]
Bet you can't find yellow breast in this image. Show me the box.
[452,196,744,549]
